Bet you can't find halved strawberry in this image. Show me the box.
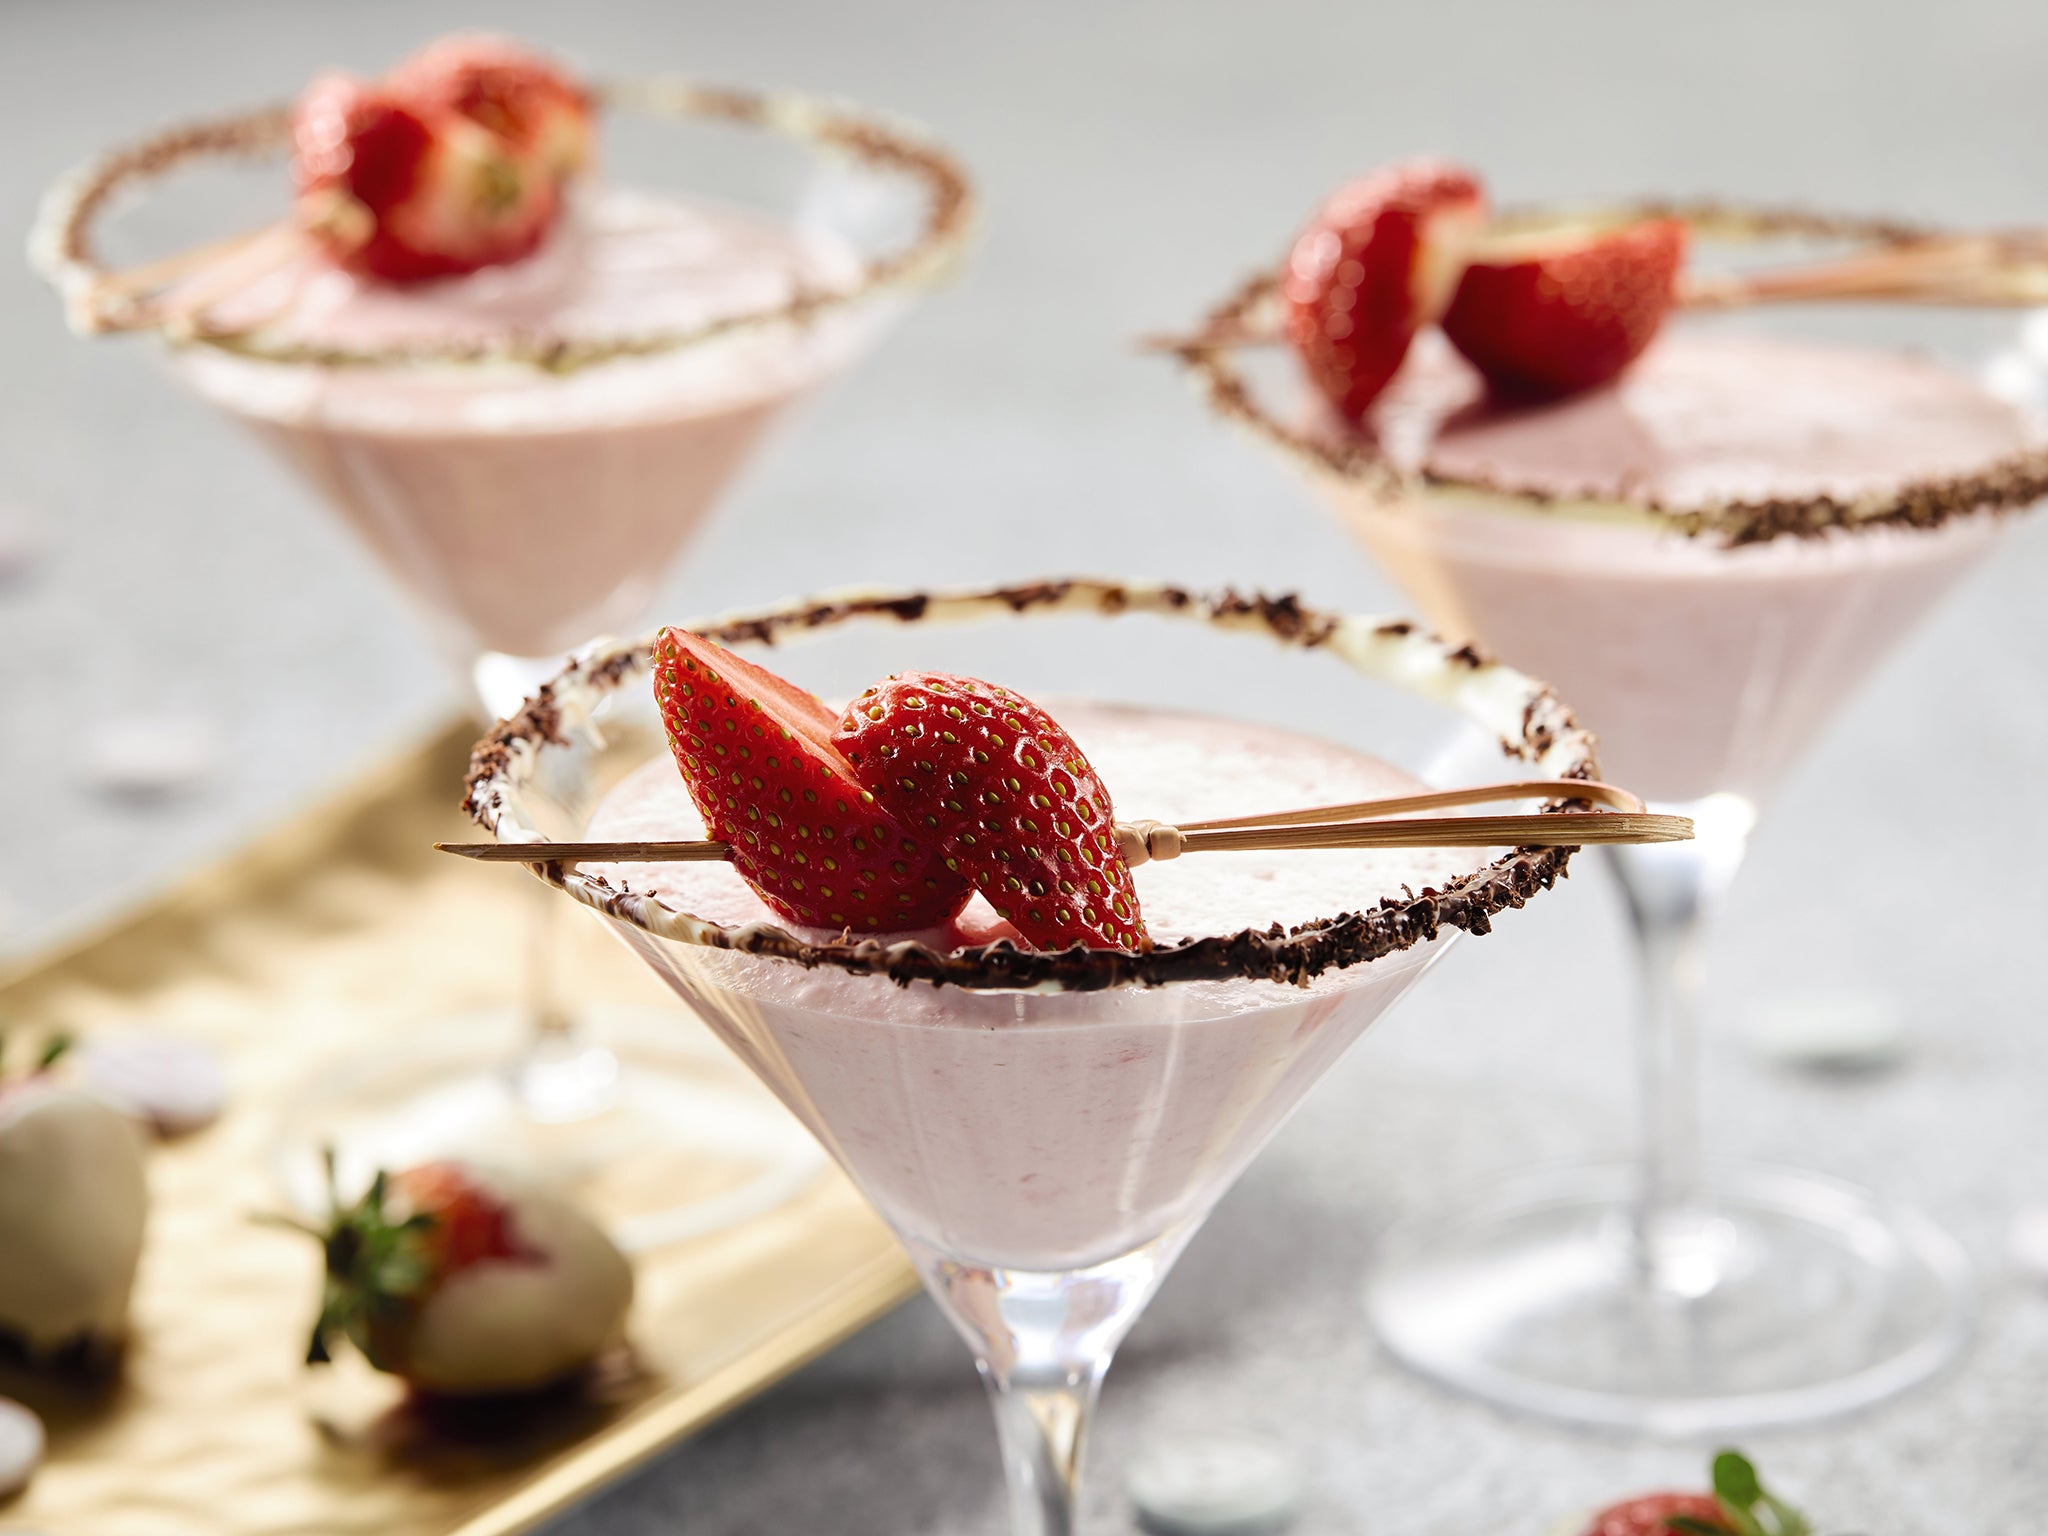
[1579,1450,1813,1536]
[1282,158,1487,422]
[834,672,1146,953]
[1581,1493,1731,1536]
[391,34,594,187]
[1441,216,1686,398]
[653,631,972,933]
[290,71,558,283]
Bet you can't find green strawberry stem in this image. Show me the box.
[257,1149,442,1370]
[1666,1451,1814,1536]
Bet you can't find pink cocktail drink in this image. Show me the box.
[1340,332,2027,803]
[466,578,1605,1534]
[34,43,975,1241]
[1168,186,2048,1431]
[587,707,1477,1272]
[178,190,866,662]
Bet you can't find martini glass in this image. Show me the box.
[465,577,1610,1535]
[34,78,974,1247]
[1167,215,2048,1431]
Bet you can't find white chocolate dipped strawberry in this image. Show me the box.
[0,1036,150,1356]
[285,1159,632,1397]
[1554,1450,1817,1536]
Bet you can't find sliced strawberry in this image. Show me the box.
[290,71,558,283]
[391,34,594,186]
[1581,1493,1732,1536]
[1282,158,1487,422]
[833,672,1147,953]
[653,630,972,933]
[1441,216,1686,398]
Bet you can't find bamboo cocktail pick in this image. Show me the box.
[437,777,1694,871]
[1137,226,2048,358]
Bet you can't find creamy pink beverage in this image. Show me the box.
[1339,333,2032,803]
[583,705,1482,1272]
[175,190,863,659]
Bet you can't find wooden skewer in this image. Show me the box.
[1139,811,1691,858]
[77,197,359,335]
[436,806,1693,871]
[1140,235,2048,358]
[111,221,313,338]
[443,839,741,864]
[91,220,290,301]
[1177,776,1643,832]
[438,777,1679,869]
[1676,234,2048,311]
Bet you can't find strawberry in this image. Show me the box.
[1441,216,1686,398]
[833,672,1146,953]
[290,71,558,283]
[1576,1450,1814,1536]
[1581,1494,1732,1536]
[388,1162,526,1275]
[653,630,973,933]
[0,1031,148,1358]
[391,34,594,187]
[283,1158,632,1396]
[1282,158,1487,422]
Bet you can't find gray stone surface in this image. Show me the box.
[6,1,2048,1532]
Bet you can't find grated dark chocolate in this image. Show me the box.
[35,80,973,374]
[1162,200,2048,548]
[463,578,1600,993]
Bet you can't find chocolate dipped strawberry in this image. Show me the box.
[0,1034,149,1358]
[835,672,1147,952]
[1442,215,1686,398]
[1282,157,1487,421]
[290,70,561,283]
[286,1159,631,1397]
[1561,1450,1814,1536]
[653,629,973,933]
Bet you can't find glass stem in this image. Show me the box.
[982,1357,1105,1536]
[525,877,576,1043]
[1602,794,1755,1287]
[472,658,622,1127]
[911,1238,1185,1536]
[508,855,621,1124]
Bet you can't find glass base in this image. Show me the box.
[270,1006,825,1253]
[1366,1162,1973,1435]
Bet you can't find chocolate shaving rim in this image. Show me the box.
[30,78,975,374]
[462,577,1601,994]
[1164,200,2048,548]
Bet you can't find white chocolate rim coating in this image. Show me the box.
[31,78,974,375]
[463,578,1601,993]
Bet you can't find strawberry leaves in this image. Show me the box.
[1663,1452,1812,1536]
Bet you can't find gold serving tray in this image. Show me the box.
[0,723,918,1536]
